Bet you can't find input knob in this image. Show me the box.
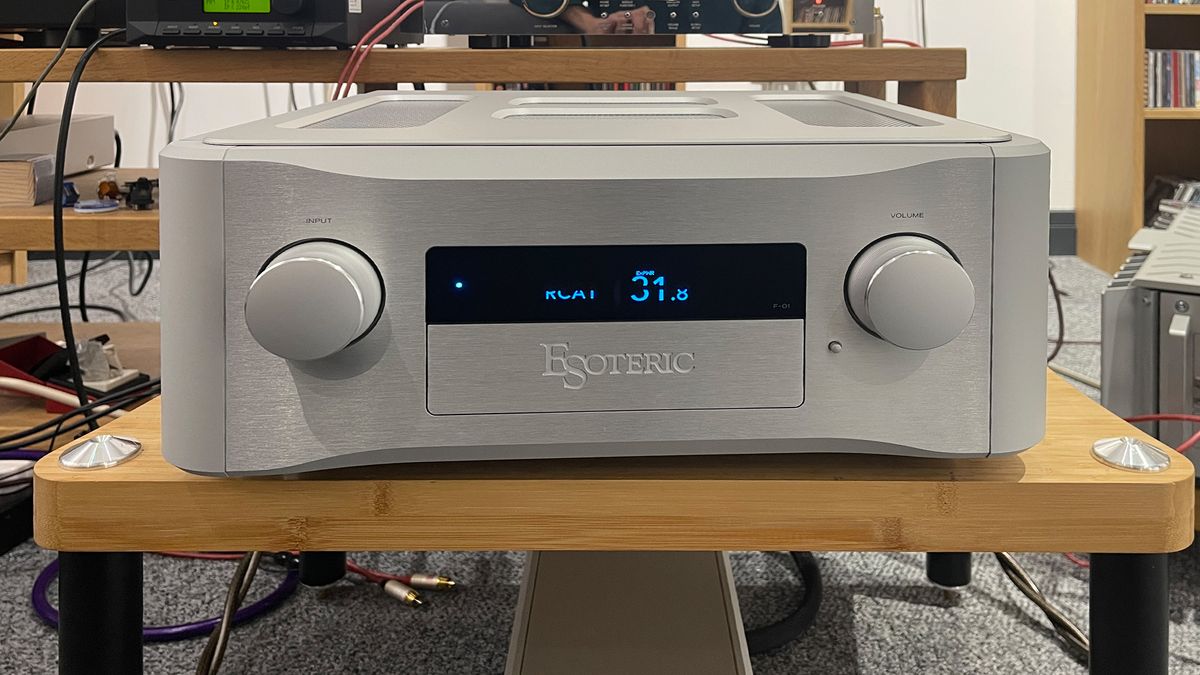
[245,241,383,361]
[845,235,975,350]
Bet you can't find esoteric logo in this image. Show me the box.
[540,342,695,391]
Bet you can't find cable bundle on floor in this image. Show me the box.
[744,551,823,655]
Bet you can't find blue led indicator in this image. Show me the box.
[454,281,464,289]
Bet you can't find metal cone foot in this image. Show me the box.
[59,434,142,470]
[1091,436,1171,472]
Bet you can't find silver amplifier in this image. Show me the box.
[1102,210,1200,448]
[160,91,1049,475]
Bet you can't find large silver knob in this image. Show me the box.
[845,235,975,350]
[244,241,383,361]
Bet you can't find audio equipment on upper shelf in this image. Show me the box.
[160,91,1049,475]
[424,0,785,36]
[0,1,125,46]
[125,0,422,48]
[790,0,873,33]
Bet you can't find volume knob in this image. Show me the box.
[245,241,383,361]
[845,235,975,350]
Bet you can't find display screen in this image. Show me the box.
[203,0,271,13]
[426,244,805,324]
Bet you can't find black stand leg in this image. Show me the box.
[1089,553,1168,675]
[925,552,972,587]
[299,551,346,587]
[58,552,142,675]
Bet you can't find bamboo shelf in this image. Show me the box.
[0,46,966,85]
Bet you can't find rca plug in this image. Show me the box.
[382,579,424,607]
[407,573,457,591]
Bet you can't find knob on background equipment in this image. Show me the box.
[845,235,976,351]
[272,0,306,14]
[244,240,384,361]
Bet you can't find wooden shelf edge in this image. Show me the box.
[30,374,1197,553]
[0,46,968,84]
[1145,107,1200,120]
[1145,4,1200,15]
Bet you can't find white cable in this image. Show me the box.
[917,0,929,46]
[0,377,125,418]
[154,82,170,152]
[262,83,273,117]
[1048,363,1102,390]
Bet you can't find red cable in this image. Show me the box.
[335,0,419,98]
[1124,413,1200,425]
[341,1,424,99]
[347,560,410,585]
[1123,414,1200,454]
[1177,428,1200,454]
[1063,552,1090,569]
[335,0,422,99]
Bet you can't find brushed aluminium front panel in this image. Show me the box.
[427,320,804,414]
[221,148,994,474]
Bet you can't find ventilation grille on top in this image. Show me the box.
[1140,241,1200,283]
[304,100,464,129]
[1170,207,1200,239]
[495,107,735,120]
[504,113,727,119]
[762,100,915,128]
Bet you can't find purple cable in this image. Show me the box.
[0,450,46,462]
[32,557,300,642]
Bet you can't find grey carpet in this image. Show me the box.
[1,256,1194,674]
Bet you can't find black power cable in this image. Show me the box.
[0,303,127,322]
[78,252,91,322]
[0,386,159,453]
[0,252,119,298]
[168,82,178,142]
[113,130,123,168]
[1047,267,1065,363]
[127,251,153,296]
[0,378,160,446]
[744,551,823,655]
[52,27,127,430]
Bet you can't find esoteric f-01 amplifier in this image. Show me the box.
[160,91,1050,476]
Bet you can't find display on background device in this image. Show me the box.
[202,0,271,14]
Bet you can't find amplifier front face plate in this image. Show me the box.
[216,157,992,474]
